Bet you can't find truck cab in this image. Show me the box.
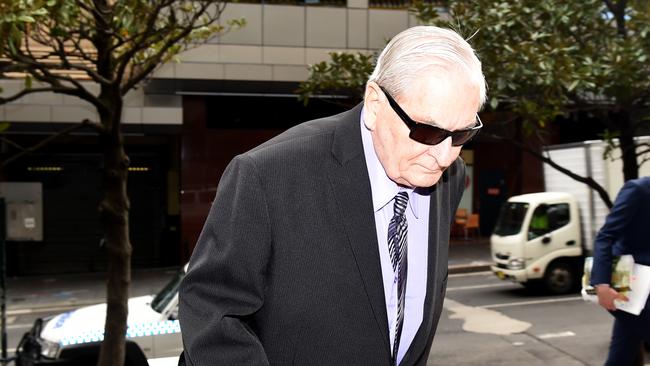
[491,192,584,294]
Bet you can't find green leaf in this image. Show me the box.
[17,15,36,23]
[567,80,579,91]
[490,97,499,109]
[0,122,10,134]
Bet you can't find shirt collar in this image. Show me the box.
[360,108,421,218]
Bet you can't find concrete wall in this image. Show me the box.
[0,2,426,125]
[0,79,182,125]
[154,2,424,82]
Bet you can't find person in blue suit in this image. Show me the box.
[591,176,650,365]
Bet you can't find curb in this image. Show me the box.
[448,263,493,274]
[7,301,103,315]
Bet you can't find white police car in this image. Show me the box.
[17,266,185,366]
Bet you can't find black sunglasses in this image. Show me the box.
[379,86,482,146]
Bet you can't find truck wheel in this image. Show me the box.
[521,280,543,292]
[544,262,576,295]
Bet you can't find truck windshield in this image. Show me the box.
[151,268,185,313]
[493,202,529,236]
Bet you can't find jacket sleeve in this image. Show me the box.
[179,154,272,365]
[590,180,641,286]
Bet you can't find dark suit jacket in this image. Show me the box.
[178,104,466,365]
[591,176,650,286]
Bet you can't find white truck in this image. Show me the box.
[490,137,650,294]
[16,266,185,366]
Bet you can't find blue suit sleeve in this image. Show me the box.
[590,180,641,286]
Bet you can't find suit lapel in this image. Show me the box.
[327,104,391,356]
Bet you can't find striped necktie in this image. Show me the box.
[387,191,409,365]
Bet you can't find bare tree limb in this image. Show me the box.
[641,156,649,167]
[485,132,614,208]
[0,87,59,104]
[76,0,103,20]
[602,0,616,13]
[636,147,650,156]
[121,3,226,94]
[0,136,25,151]
[4,51,105,112]
[1,119,104,167]
[52,38,110,85]
[601,0,627,36]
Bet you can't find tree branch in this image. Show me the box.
[1,119,104,167]
[52,38,111,86]
[641,156,649,167]
[5,50,106,112]
[76,0,103,20]
[112,0,174,82]
[602,0,627,36]
[0,136,25,151]
[636,147,650,157]
[121,2,226,94]
[0,87,58,104]
[602,0,617,13]
[485,132,614,208]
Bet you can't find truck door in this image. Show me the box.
[525,202,575,266]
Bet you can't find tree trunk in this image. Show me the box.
[97,119,131,366]
[617,112,639,181]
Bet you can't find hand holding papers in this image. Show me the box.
[582,255,650,315]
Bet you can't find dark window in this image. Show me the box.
[206,95,348,130]
[151,268,185,316]
[493,202,529,236]
[528,203,570,240]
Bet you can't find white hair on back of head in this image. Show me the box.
[367,26,487,107]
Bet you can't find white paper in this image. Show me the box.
[581,255,634,304]
[615,263,650,315]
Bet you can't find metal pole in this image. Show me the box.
[0,198,6,365]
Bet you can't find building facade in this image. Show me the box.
[0,0,543,274]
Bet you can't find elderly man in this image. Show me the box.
[179,25,486,366]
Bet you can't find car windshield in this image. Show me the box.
[151,268,185,313]
[493,202,529,236]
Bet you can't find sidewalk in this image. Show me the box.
[6,237,492,311]
[6,267,181,312]
[448,236,493,273]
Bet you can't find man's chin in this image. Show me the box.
[406,172,443,188]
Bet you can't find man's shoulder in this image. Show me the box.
[637,176,650,189]
[621,176,650,196]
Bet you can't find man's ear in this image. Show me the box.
[363,82,382,131]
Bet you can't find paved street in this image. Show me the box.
[428,271,650,366]
[8,269,633,366]
[3,241,649,365]
[4,268,178,358]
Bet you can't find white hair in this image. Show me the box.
[367,26,487,107]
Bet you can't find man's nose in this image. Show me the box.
[429,136,455,167]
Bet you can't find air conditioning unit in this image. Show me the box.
[0,182,43,241]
